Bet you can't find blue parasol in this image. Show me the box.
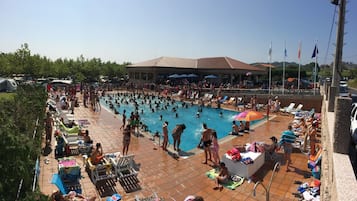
[187,73,198,78]
[204,74,218,79]
[168,74,180,79]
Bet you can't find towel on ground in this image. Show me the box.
[205,169,244,190]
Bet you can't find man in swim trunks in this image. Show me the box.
[197,123,212,164]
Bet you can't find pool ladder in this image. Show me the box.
[252,162,281,201]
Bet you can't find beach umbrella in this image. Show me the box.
[168,74,180,79]
[179,74,189,78]
[287,77,295,82]
[187,73,198,78]
[234,110,264,122]
[204,74,218,79]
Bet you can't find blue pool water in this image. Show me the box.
[101,94,264,152]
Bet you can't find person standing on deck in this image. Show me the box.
[45,112,54,145]
[198,123,213,164]
[278,125,296,172]
[162,121,169,151]
[172,124,186,152]
[122,125,131,155]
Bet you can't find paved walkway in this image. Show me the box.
[39,93,313,201]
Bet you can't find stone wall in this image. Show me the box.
[320,96,357,201]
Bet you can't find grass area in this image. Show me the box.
[0,92,15,100]
[349,79,357,89]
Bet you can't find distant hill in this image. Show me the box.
[343,62,357,69]
[251,61,299,68]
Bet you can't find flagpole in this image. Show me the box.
[269,62,272,95]
[298,41,301,94]
[268,42,272,95]
[282,41,286,95]
[314,50,317,95]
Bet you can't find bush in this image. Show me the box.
[0,85,48,201]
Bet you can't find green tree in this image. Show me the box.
[0,85,47,201]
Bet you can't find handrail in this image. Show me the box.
[253,162,281,201]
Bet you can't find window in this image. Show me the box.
[148,73,153,81]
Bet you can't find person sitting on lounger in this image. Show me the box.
[260,136,278,153]
[51,190,96,201]
[83,130,93,144]
[91,142,104,165]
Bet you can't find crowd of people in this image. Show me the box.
[47,82,321,200]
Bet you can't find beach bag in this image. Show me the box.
[234,145,246,152]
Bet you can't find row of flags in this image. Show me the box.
[268,43,319,61]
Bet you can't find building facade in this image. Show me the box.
[126,56,267,85]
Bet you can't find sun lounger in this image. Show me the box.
[52,157,82,194]
[109,154,138,181]
[225,97,235,105]
[294,108,315,120]
[290,104,304,115]
[280,103,295,113]
[202,93,213,102]
[172,90,183,97]
[85,157,116,184]
[219,96,228,103]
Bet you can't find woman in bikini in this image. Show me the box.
[211,131,220,167]
[90,143,104,165]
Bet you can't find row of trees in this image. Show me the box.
[265,61,357,84]
[0,85,48,201]
[0,43,128,82]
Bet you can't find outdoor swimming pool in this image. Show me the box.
[101,94,265,152]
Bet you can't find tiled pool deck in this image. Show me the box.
[39,93,315,201]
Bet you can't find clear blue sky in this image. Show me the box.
[0,0,356,65]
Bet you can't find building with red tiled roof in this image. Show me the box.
[126,56,266,83]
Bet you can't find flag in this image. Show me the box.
[284,48,287,58]
[311,44,318,58]
[268,42,272,60]
[298,42,301,60]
